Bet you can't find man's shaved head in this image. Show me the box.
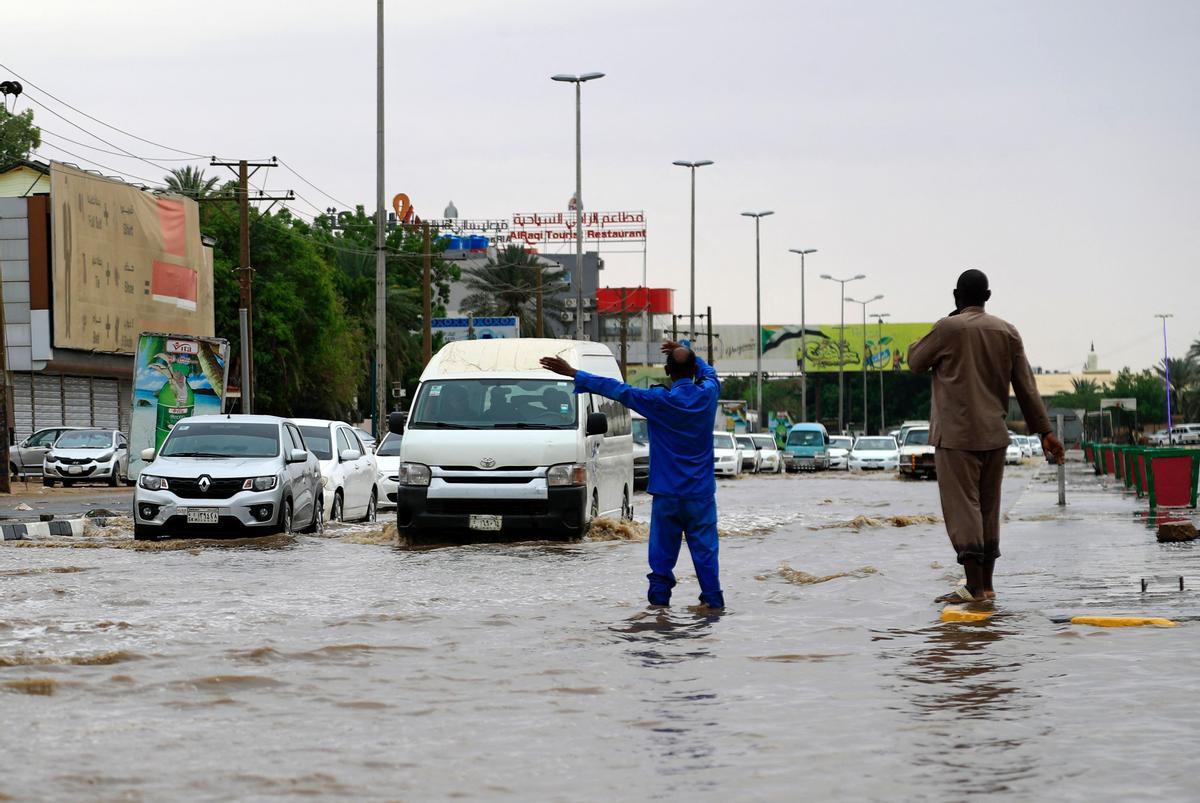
[954,269,991,309]
[665,346,698,381]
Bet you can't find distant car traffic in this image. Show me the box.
[1005,436,1023,465]
[375,432,402,510]
[133,415,324,540]
[752,434,784,474]
[293,418,380,523]
[735,434,761,473]
[1029,435,1044,458]
[42,429,129,487]
[713,431,741,477]
[1017,436,1033,459]
[10,426,80,478]
[898,426,936,479]
[784,422,830,471]
[848,436,899,471]
[827,436,854,471]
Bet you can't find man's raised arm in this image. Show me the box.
[538,355,663,419]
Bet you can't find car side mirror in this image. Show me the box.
[339,449,361,463]
[388,411,406,433]
[824,434,831,445]
[586,412,608,437]
[140,447,156,462]
[287,449,309,464]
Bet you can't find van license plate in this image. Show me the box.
[186,508,219,525]
[469,515,502,531]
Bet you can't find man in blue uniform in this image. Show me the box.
[540,342,724,609]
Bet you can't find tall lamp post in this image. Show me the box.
[742,210,774,432]
[820,273,865,433]
[788,248,817,421]
[551,71,605,340]
[673,160,714,342]
[1155,313,1174,440]
[845,294,884,433]
[871,312,890,433]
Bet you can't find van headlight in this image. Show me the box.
[547,463,587,487]
[139,474,168,491]
[399,463,431,487]
[242,476,278,492]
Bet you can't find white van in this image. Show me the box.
[391,338,633,541]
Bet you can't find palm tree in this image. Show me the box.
[1155,357,1200,421]
[461,246,569,337]
[164,165,219,199]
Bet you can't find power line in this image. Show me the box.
[38,128,198,162]
[30,148,166,189]
[22,93,176,175]
[278,159,353,210]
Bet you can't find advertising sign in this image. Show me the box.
[596,287,674,315]
[706,322,935,374]
[50,163,213,354]
[431,316,520,343]
[129,332,229,479]
[510,211,647,247]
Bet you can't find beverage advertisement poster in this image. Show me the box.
[129,332,229,479]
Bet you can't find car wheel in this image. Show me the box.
[589,491,599,520]
[278,498,294,534]
[108,467,120,487]
[330,491,344,523]
[43,477,55,487]
[302,495,324,535]
[133,523,159,542]
[621,488,633,522]
[9,462,17,479]
[62,479,74,488]
[364,490,377,523]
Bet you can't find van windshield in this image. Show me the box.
[904,429,930,446]
[787,429,823,447]
[409,379,579,430]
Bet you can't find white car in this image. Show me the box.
[752,434,784,474]
[1171,424,1200,445]
[1018,436,1033,459]
[1005,436,1023,465]
[375,432,402,510]
[42,428,130,487]
[735,434,761,473]
[848,436,900,471]
[714,432,741,477]
[898,426,936,479]
[827,436,854,470]
[1029,436,1044,458]
[632,412,650,490]
[292,418,379,523]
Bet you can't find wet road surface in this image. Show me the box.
[2,460,1197,800]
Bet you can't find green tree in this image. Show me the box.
[0,106,41,164]
[461,245,569,337]
[164,165,219,199]
[1049,377,1103,411]
[1108,368,1167,425]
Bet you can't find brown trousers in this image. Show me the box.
[934,446,1006,565]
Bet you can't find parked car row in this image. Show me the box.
[713,431,785,476]
[1146,424,1200,446]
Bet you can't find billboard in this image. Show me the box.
[129,332,229,479]
[431,316,520,342]
[510,211,646,247]
[596,287,674,315]
[50,163,213,354]
[706,322,935,374]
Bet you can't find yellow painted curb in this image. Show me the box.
[941,606,994,623]
[1070,616,1177,628]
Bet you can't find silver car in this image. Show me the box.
[42,428,129,487]
[10,426,80,478]
[133,415,324,541]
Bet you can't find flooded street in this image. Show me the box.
[3,461,1197,801]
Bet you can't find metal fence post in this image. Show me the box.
[1057,413,1066,506]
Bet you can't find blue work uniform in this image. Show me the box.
[572,358,724,608]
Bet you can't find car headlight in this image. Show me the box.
[97,451,114,462]
[547,463,587,487]
[242,476,278,492]
[399,463,431,487]
[139,474,168,491]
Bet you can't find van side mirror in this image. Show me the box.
[140,447,156,462]
[586,412,608,437]
[388,411,406,434]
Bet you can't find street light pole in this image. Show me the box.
[845,294,883,433]
[552,71,605,340]
[1155,313,1174,440]
[871,312,890,433]
[673,160,714,343]
[742,211,774,432]
[820,273,865,433]
[789,248,817,422]
[374,0,387,437]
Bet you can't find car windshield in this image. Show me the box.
[298,425,334,460]
[632,418,649,445]
[855,438,896,451]
[160,422,280,458]
[409,379,578,430]
[829,437,853,450]
[904,429,930,446]
[787,429,823,446]
[752,435,776,450]
[376,433,402,457]
[54,430,111,449]
[736,436,754,449]
[713,433,735,449]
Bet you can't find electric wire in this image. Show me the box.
[38,127,198,161]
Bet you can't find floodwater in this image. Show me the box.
[2,461,1197,801]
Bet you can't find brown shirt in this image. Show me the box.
[908,306,1051,451]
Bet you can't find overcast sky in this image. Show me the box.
[7,0,1198,372]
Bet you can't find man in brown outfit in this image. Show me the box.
[909,269,1065,603]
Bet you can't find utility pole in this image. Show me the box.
[872,312,890,433]
[0,273,9,494]
[706,305,714,364]
[422,222,432,365]
[210,157,293,413]
[375,0,387,436]
[1155,313,1173,439]
[619,287,629,379]
[789,248,817,422]
[672,314,679,342]
[535,254,544,338]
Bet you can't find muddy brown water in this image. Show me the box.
[2,463,1198,800]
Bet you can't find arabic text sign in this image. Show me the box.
[510,210,646,246]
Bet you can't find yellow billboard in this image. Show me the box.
[50,163,213,354]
